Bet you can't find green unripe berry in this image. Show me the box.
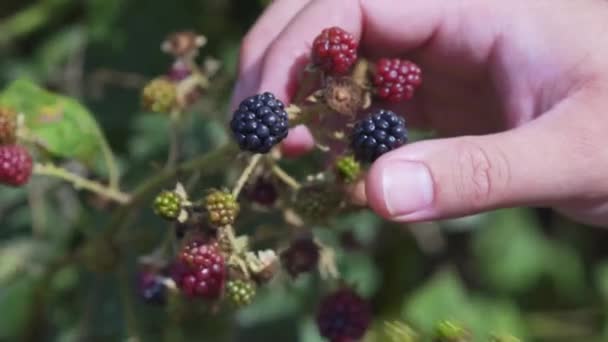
[335,155,361,183]
[205,190,239,226]
[154,190,183,221]
[142,77,177,113]
[226,279,256,307]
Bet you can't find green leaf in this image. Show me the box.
[472,209,548,293]
[0,276,37,340]
[545,241,586,301]
[403,270,528,340]
[0,79,109,164]
[403,270,479,334]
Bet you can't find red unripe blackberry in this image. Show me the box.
[316,288,372,342]
[177,241,226,299]
[0,145,33,187]
[312,27,358,75]
[373,58,422,102]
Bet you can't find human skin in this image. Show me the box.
[231,0,608,227]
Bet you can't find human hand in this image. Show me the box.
[232,0,608,226]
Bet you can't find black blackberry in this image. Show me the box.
[350,109,407,163]
[231,92,289,153]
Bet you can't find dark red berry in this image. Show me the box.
[246,178,278,207]
[316,288,371,342]
[176,241,226,299]
[373,58,422,103]
[312,27,358,75]
[281,237,320,278]
[0,145,33,187]
[137,271,167,305]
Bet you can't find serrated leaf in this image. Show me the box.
[0,79,108,164]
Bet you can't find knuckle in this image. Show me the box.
[453,139,510,208]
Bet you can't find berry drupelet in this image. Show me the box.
[316,288,372,342]
[231,92,289,153]
[312,27,358,75]
[350,109,407,163]
[177,241,226,299]
[0,145,33,187]
[373,58,422,103]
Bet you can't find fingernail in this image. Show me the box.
[381,160,434,217]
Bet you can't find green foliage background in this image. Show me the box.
[0,1,607,341]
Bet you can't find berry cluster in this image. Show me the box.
[0,107,33,188]
[149,26,428,342]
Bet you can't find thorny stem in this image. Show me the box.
[33,163,131,204]
[271,164,301,191]
[231,153,263,198]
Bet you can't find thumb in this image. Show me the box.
[364,102,607,221]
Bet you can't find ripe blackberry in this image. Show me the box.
[316,288,371,342]
[137,271,167,305]
[226,279,256,307]
[373,58,422,103]
[350,109,407,163]
[312,27,358,75]
[0,145,33,187]
[177,241,226,299]
[154,190,183,221]
[246,177,278,207]
[205,190,239,226]
[230,92,289,153]
[0,107,17,145]
[335,155,361,183]
[280,237,320,278]
[142,77,177,113]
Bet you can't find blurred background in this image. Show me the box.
[1,0,608,341]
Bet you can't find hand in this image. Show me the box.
[232,0,608,227]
